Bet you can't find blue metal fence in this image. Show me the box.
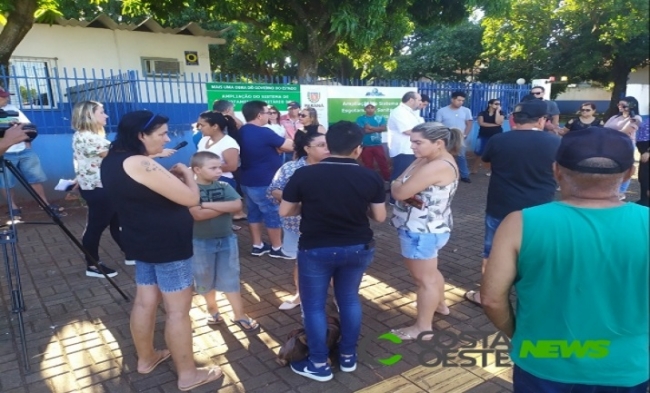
[0,66,530,135]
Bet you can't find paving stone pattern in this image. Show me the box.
[0,168,642,393]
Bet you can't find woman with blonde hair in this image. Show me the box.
[71,101,125,278]
[390,122,463,340]
[298,107,326,134]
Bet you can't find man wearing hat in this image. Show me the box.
[481,127,648,392]
[464,99,560,306]
[0,87,63,219]
[280,101,301,162]
[356,102,389,181]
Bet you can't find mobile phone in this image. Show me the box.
[403,195,425,209]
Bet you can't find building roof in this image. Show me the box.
[39,13,227,43]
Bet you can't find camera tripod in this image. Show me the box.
[0,157,130,371]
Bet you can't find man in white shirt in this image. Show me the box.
[0,87,62,219]
[387,92,423,203]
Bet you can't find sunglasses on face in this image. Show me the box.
[618,104,629,109]
[531,92,543,95]
[580,109,592,112]
[493,103,501,105]
[299,114,309,118]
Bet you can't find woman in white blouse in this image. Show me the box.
[196,111,246,223]
[72,101,126,278]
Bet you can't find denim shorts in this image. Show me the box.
[192,235,240,294]
[282,230,299,259]
[241,185,281,228]
[398,229,450,260]
[135,258,194,293]
[483,214,504,258]
[0,148,47,188]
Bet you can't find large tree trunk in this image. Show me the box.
[296,53,319,83]
[0,0,39,85]
[605,58,631,121]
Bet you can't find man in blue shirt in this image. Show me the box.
[238,100,294,257]
[356,102,389,181]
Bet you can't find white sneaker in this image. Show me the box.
[125,259,136,266]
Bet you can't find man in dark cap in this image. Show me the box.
[464,99,561,306]
[481,127,648,392]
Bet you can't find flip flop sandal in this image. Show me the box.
[206,312,224,325]
[138,349,171,374]
[232,316,260,332]
[390,328,433,342]
[178,366,223,391]
[231,224,242,231]
[464,290,482,307]
[279,299,301,310]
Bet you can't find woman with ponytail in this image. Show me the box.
[267,130,329,310]
[390,122,463,340]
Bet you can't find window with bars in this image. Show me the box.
[7,57,58,108]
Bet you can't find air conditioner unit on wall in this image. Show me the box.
[142,58,181,77]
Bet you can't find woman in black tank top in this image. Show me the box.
[101,110,222,390]
[298,107,327,134]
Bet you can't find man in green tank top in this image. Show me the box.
[481,127,649,392]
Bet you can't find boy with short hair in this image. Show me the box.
[189,151,259,332]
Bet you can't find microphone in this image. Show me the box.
[172,141,188,150]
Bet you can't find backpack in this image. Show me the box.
[276,316,341,366]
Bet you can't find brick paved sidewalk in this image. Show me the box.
[0,169,642,393]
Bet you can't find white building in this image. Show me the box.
[3,14,225,107]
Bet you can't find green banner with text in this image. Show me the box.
[206,83,301,111]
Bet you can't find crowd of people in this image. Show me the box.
[0,85,647,391]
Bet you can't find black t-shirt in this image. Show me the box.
[101,151,194,263]
[482,130,561,219]
[282,157,385,250]
[478,110,505,138]
[565,117,604,132]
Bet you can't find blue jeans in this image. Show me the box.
[298,243,375,364]
[483,213,504,258]
[513,365,649,393]
[241,185,281,227]
[455,144,470,179]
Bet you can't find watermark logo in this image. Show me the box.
[359,330,512,368]
[519,340,610,359]
[359,331,611,368]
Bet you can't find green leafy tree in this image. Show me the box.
[389,21,485,81]
[482,0,650,117]
[112,0,508,81]
[0,0,62,80]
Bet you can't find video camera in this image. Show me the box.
[0,109,38,141]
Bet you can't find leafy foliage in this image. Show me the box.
[481,0,649,115]
[389,21,484,81]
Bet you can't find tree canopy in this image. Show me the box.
[481,0,650,116]
[111,0,507,80]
